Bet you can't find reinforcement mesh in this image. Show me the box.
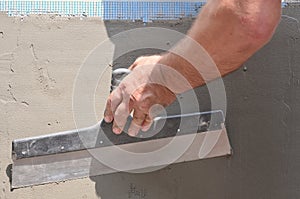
[0,0,206,21]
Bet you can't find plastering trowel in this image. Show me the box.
[11,68,232,189]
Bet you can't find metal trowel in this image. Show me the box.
[11,68,232,189]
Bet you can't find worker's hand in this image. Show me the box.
[104,55,176,137]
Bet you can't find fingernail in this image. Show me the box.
[104,116,112,123]
[141,126,150,132]
[113,127,121,134]
[128,129,137,137]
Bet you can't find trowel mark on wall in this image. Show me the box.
[0,53,14,74]
[29,43,38,61]
[0,52,17,105]
[282,15,300,36]
[30,44,56,90]
[8,89,17,103]
[21,101,29,107]
[0,85,28,107]
[0,97,16,105]
[0,84,30,107]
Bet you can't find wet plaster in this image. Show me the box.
[0,6,299,199]
[90,7,300,199]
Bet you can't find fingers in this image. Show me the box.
[128,62,137,70]
[141,115,153,132]
[104,86,158,136]
[104,88,134,135]
[127,108,146,136]
[127,109,155,136]
[104,98,113,123]
[113,98,133,134]
[105,55,169,136]
[104,87,123,123]
[128,56,143,70]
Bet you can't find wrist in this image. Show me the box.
[158,36,219,92]
[155,51,205,93]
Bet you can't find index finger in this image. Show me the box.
[104,87,123,123]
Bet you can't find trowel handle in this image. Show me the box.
[110,68,131,92]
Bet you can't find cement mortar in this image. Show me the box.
[0,6,299,199]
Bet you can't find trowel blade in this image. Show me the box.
[11,111,231,189]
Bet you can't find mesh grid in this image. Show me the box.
[283,0,300,2]
[0,0,206,21]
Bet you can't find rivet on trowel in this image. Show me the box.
[99,140,104,144]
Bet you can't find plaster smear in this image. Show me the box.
[0,13,111,199]
[0,13,195,199]
[1,6,300,199]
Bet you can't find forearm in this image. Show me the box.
[158,0,281,91]
[104,0,282,135]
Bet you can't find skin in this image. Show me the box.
[104,0,282,137]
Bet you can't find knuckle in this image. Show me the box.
[113,119,124,129]
[144,117,152,123]
[118,83,126,90]
[133,116,144,124]
[104,108,111,116]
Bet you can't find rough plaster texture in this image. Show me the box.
[0,6,300,199]
[0,13,111,199]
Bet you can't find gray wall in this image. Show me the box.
[90,7,300,199]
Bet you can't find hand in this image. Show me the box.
[104,55,176,137]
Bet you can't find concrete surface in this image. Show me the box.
[1,6,300,199]
[91,8,300,199]
[0,13,111,199]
